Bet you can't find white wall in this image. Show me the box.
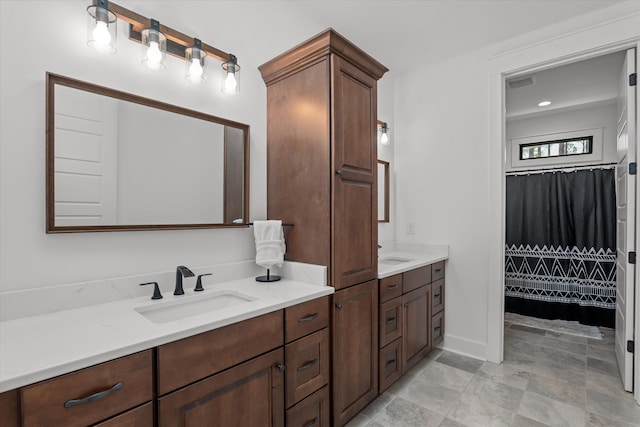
[394,2,640,359]
[0,1,395,292]
[378,74,396,244]
[505,103,618,171]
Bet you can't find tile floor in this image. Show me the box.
[345,323,640,427]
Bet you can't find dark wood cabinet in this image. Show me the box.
[259,29,387,290]
[402,285,432,371]
[286,386,330,427]
[158,349,285,427]
[0,389,19,427]
[332,280,379,426]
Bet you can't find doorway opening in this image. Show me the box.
[502,48,636,397]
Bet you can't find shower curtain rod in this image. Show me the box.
[505,162,617,176]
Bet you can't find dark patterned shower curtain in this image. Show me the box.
[505,169,616,328]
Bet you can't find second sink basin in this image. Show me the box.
[379,257,414,265]
[135,290,258,324]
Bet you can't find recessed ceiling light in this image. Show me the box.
[538,101,552,107]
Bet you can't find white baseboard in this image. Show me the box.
[441,333,487,361]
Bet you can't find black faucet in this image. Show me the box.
[174,265,195,295]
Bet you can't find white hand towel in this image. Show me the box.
[253,220,286,269]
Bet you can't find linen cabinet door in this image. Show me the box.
[158,349,285,427]
[332,280,379,426]
[331,54,378,290]
[402,285,431,372]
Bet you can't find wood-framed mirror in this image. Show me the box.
[377,160,389,223]
[46,73,249,233]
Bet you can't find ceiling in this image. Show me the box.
[125,1,630,77]
[506,51,626,120]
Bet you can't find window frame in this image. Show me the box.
[518,135,594,160]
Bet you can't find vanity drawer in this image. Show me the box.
[379,296,402,348]
[379,274,402,303]
[286,296,330,343]
[431,279,445,314]
[432,310,444,346]
[0,389,19,427]
[21,350,152,427]
[379,339,402,393]
[403,265,431,293]
[157,310,283,395]
[286,385,330,427]
[431,261,445,281]
[285,329,330,407]
[94,402,153,427]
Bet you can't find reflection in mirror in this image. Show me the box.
[378,160,389,223]
[46,73,249,233]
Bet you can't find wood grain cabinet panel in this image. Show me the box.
[158,348,285,427]
[286,386,330,427]
[285,329,330,408]
[332,280,379,426]
[379,297,402,348]
[285,296,329,343]
[402,285,431,372]
[94,402,153,427]
[379,274,402,303]
[157,310,283,395]
[379,339,402,393]
[0,389,19,427]
[21,350,152,427]
[403,265,431,294]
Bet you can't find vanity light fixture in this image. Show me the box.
[85,0,241,94]
[185,38,206,84]
[378,120,390,145]
[141,19,166,71]
[538,100,552,107]
[221,54,241,95]
[86,0,117,54]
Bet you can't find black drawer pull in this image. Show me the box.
[385,358,396,366]
[387,284,399,290]
[298,313,319,323]
[297,358,318,372]
[277,364,286,372]
[304,417,319,427]
[63,382,123,408]
[434,268,442,273]
[336,303,343,310]
[434,326,441,333]
[385,317,396,324]
[434,292,441,298]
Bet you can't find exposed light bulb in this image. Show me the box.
[380,131,389,145]
[146,41,162,68]
[224,71,237,93]
[187,58,203,83]
[92,21,111,46]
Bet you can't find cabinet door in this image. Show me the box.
[332,280,378,426]
[0,389,19,427]
[159,349,285,427]
[402,285,431,372]
[331,55,378,289]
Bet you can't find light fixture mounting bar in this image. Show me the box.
[377,120,387,128]
[101,0,231,63]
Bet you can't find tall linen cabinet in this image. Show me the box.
[260,29,388,426]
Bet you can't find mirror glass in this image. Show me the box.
[378,160,389,223]
[46,73,249,232]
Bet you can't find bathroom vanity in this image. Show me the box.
[0,267,333,427]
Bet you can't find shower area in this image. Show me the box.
[504,50,628,331]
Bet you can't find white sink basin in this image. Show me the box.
[379,257,414,265]
[135,290,257,324]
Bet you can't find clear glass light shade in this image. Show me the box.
[86,2,117,54]
[221,57,240,95]
[380,127,390,145]
[185,47,206,84]
[141,27,166,71]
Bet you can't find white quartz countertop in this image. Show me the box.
[378,243,449,278]
[0,278,333,393]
